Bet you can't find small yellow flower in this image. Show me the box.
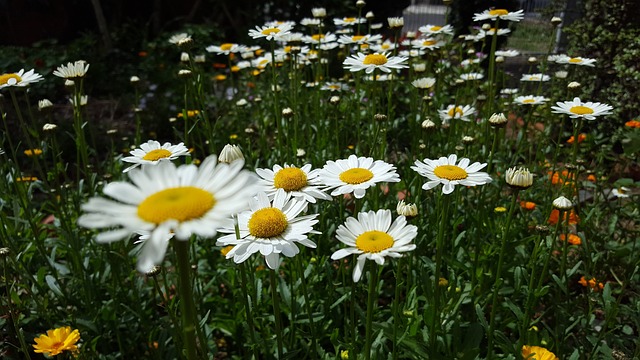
[494,206,507,213]
[438,277,449,287]
[220,245,234,257]
[33,326,80,356]
[24,148,43,157]
[229,134,238,140]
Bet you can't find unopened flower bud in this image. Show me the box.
[397,200,418,219]
[365,11,375,20]
[178,69,192,78]
[551,17,562,26]
[422,118,436,130]
[388,17,404,29]
[482,23,491,30]
[282,107,294,118]
[374,113,387,122]
[568,81,581,89]
[42,123,57,132]
[356,0,366,8]
[312,7,326,18]
[330,95,340,105]
[489,112,508,128]
[505,167,534,190]
[38,99,53,112]
[462,136,475,144]
[145,265,162,277]
[552,196,573,210]
[495,56,505,63]
[218,144,244,164]
[528,57,537,64]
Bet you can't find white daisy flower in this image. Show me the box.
[248,23,293,41]
[501,88,519,95]
[78,155,257,272]
[513,95,550,105]
[343,52,408,74]
[370,40,398,53]
[411,77,436,89]
[418,24,454,35]
[438,104,476,122]
[121,140,190,173]
[411,154,492,194]
[611,187,630,198]
[331,209,417,282]
[321,82,350,92]
[476,28,511,39]
[338,34,383,45]
[206,43,247,55]
[319,42,340,51]
[553,55,597,67]
[168,33,191,44]
[550,97,613,120]
[265,20,296,28]
[495,50,520,57]
[302,32,337,44]
[473,8,525,22]
[319,154,400,199]
[0,69,44,89]
[53,60,90,79]
[256,164,331,203]
[460,72,484,81]
[520,73,551,82]
[333,17,367,26]
[411,38,445,50]
[300,18,322,27]
[216,190,319,270]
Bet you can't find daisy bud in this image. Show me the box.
[218,144,244,164]
[356,0,366,8]
[106,129,118,135]
[38,99,53,112]
[64,80,75,88]
[396,200,418,219]
[0,247,9,258]
[455,145,465,151]
[528,57,538,64]
[145,265,162,277]
[406,31,417,39]
[365,11,375,20]
[505,167,534,190]
[489,112,508,128]
[194,54,206,63]
[388,17,404,29]
[180,52,190,62]
[495,56,505,63]
[535,225,550,235]
[282,107,294,118]
[412,63,426,72]
[555,71,568,79]
[421,118,436,130]
[296,148,306,157]
[419,143,426,149]
[551,16,562,26]
[330,95,341,105]
[374,113,388,122]
[462,136,475,144]
[236,98,248,107]
[371,22,383,29]
[312,7,326,18]
[568,81,581,89]
[177,37,193,50]
[178,69,192,78]
[482,23,491,30]
[552,196,573,210]
[42,123,58,132]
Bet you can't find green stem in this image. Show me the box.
[295,256,318,358]
[173,240,198,360]
[430,193,451,349]
[363,262,379,360]
[239,263,260,359]
[269,269,284,358]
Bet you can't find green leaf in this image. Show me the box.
[45,275,64,298]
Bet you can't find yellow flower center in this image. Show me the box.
[430,26,442,31]
[381,43,390,49]
[489,9,509,16]
[569,106,594,115]
[568,57,582,63]
[363,54,388,65]
[248,207,288,238]
[339,168,374,184]
[447,106,464,117]
[220,43,234,51]
[311,34,325,41]
[142,149,173,161]
[355,230,394,253]
[0,73,22,85]
[352,35,365,42]
[422,40,437,46]
[273,167,308,191]
[344,17,356,23]
[261,28,281,36]
[433,165,468,180]
[523,99,535,104]
[137,187,215,224]
[329,84,340,90]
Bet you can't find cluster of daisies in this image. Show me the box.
[78,139,495,281]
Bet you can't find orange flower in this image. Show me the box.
[214,74,227,81]
[578,276,604,291]
[548,209,579,225]
[567,133,586,144]
[213,63,227,69]
[548,169,574,185]
[177,110,200,118]
[520,201,536,210]
[559,233,581,245]
[625,119,640,128]
[587,174,597,182]
[138,51,148,57]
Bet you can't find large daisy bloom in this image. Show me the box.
[411,154,492,194]
[331,209,417,282]
[78,155,257,272]
[550,54,596,67]
[216,190,319,270]
[256,164,331,203]
[521,345,559,360]
[410,38,445,50]
[121,140,190,173]
[550,97,613,120]
[0,69,44,89]
[473,8,525,22]
[33,326,80,356]
[343,52,408,74]
[53,60,90,79]
[248,23,293,41]
[438,104,476,122]
[418,24,454,35]
[514,95,550,106]
[319,155,400,199]
[206,43,247,55]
